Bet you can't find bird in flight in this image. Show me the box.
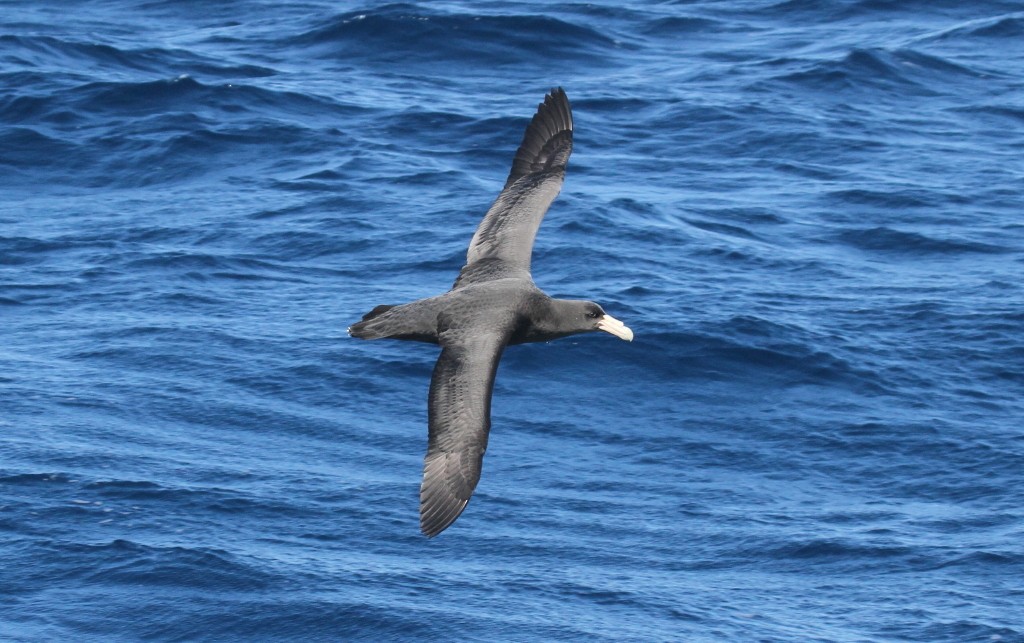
[350,88,633,537]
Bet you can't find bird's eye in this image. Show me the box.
[586,311,600,319]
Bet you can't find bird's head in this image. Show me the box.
[578,301,634,341]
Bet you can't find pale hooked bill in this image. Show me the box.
[597,314,634,342]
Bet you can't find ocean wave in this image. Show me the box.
[767,537,916,563]
[826,188,944,210]
[0,74,367,189]
[918,13,1024,42]
[292,4,623,64]
[835,226,1011,255]
[951,103,1024,125]
[67,76,351,121]
[639,15,724,36]
[13,539,277,590]
[763,0,1010,19]
[0,33,276,79]
[770,47,988,97]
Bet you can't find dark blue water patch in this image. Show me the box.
[765,536,920,565]
[0,234,114,265]
[6,538,276,592]
[0,92,70,126]
[950,103,1024,129]
[65,76,357,123]
[73,75,220,115]
[933,549,1024,571]
[645,101,748,145]
[246,230,373,262]
[783,49,919,93]
[698,338,884,391]
[767,47,989,98]
[756,0,861,19]
[964,13,1024,38]
[555,203,685,249]
[117,252,295,282]
[683,217,764,241]
[107,225,196,248]
[834,226,1012,255]
[2,472,313,539]
[640,98,887,175]
[0,471,74,486]
[680,244,842,278]
[863,0,1024,11]
[759,0,1019,20]
[639,15,728,37]
[0,126,78,171]
[811,435,1024,510]
[0,75,372,189]
[84,479,179,500]
[270,167,382,195]
[0,33,277,81]
[892,48,991,81]
[291,3,625,66]
[825,187,961,211]
[131,597,476,641]
[915,621,1024,643]
[92,541,275,590]
[0,70,71,103]
[226,362,368,405]
[0,34,154,73]
[769,160,850,181]
[3,123,299,190]
[920,13,1024,43]
[247,195,382,223]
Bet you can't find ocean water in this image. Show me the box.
[2,0,1023,640]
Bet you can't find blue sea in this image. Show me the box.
[3,1,1023,640]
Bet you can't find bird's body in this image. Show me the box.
[349,89,632,537]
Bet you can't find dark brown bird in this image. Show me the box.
[349,88,633,537]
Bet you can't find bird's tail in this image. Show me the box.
[348,305,398,339]
[349,297,443,343]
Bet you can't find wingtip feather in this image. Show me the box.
[504,88,573,189]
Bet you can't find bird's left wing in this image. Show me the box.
[420,321,511,537]
[465,88,573,272]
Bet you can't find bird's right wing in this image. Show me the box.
[420,322,510,537]
[465,88,573,272]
